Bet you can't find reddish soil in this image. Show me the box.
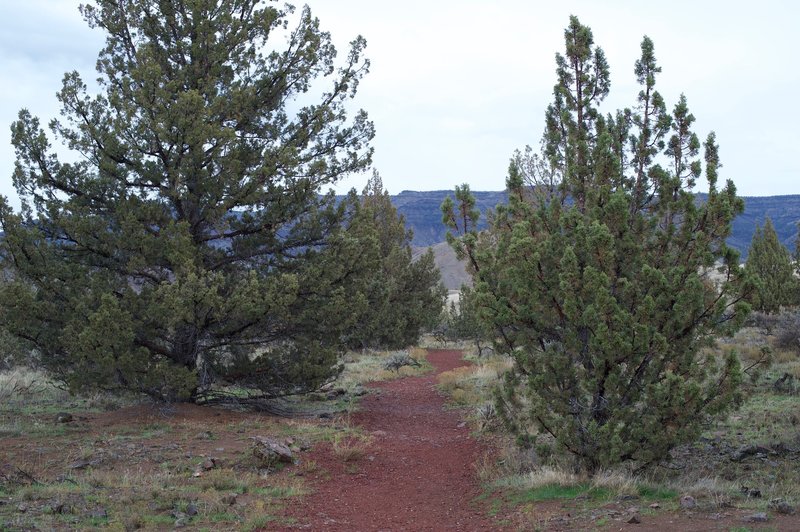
[280,349,505,531]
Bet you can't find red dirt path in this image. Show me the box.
[280,349,504,531]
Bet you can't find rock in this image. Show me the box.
[679,495,696,509]
[221,493,237,506]
[352,385,368,397]
[769,498,796,515]
[69,458,96,470]
[731,445,772,461]
[318,412,333,420]
[186,503,199,516]
[626,506,640,514]
[17,503,27,513]
[648,503,661,509]
[740,486,762,498]
[174,517,188,528]
[195,431,213,440]
[201,459,216,471]
[88,508,108,519]
[251,437,294,467]
[627,513,641,524]
[744,512,769,522]
[329,388,347,398]
[47,501,71,515]
[55,412,73,423]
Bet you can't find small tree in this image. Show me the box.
[0,1,374,402]
[745,217,796,313]
[444,17,750,472]
[445,284,492,356]
[345,172,445,350]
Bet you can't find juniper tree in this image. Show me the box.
[794,222,800,283]
[0,1,374,402]
[444,284,492,356]
[345,172,445,350]
[745,218,796,313]
[444,17,750,472]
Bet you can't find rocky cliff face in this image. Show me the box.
[395,190,800,258]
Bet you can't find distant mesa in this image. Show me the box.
[396,191,800,290]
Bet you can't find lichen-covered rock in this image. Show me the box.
[251,437,294,467]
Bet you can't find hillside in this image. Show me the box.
[396,190,800,256]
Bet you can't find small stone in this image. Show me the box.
[221,493,237,506]
[69,458,94,470]
[89,508,108,519]
[627,514,641,524]
[17,503,27,513]
[744,512,768,523]
[768,498,795,515]
[174,517,188,528]
[55,412,73,423]
[201,459,215,471]
[679,495,696,509]
[648,503,661,509]
[195,431,212,440]
[186,503,198,516]
[626,506,640,514]
[740,486,762,498]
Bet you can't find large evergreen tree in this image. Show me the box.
[345,172,445,350]
[444,17,750,472]
[0,1,374,402]
[745,217,795,313]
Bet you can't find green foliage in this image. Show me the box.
[443,285,493,355]
[444,17,750,473]
[745,218,796,313]
[794,221,800,281]
[345,172,446,350]
[0,1,374,401]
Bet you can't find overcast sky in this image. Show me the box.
[0,1,798,209]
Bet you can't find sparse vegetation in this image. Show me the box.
[0,347,426,530]
[435,323,799,525]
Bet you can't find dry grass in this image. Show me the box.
[437,357,512,408]
[338,347,431,388]
[331,432,372,463]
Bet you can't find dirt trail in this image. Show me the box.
[281,349,502,531]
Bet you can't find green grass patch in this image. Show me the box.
[508,483,613,505]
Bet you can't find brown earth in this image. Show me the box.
[279,349,505,531]
[277,349,800,532]
[3,349,799,531]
